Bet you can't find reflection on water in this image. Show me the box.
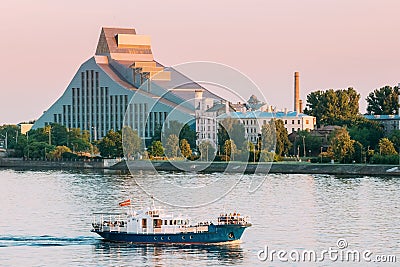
[0,169,399,266]
[94,242,244,266]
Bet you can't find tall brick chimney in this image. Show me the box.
[294,72,300,112]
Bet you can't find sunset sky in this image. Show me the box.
[1,0,399,124]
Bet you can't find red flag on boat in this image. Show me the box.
[119,199,131,207]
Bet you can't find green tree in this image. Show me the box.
[122,126,142,158]
[328,128,355,163]
[223,139,237,161]
[275,120,292,157]
[163,121,196,149]
[67,128,91,152]
[218,118,246,151]
[304,88,360,126]
[348,118,383,150]
[50,123,68,146]
[378,138,397,156]
[294,130,323,157]
[149,140,164,157]
[179,139,192,158]
[97,130,123,158]
[28,127,49,143]
[26,141,55,159]
[244,140,257,162]
[48,146,72,159]
[198,140,215,161]
[389,130,400,152]
[0,124,19,149]
[164,134,179,158]
[179,123,196,149]
[261,121,276,152]
[366,85,399,115]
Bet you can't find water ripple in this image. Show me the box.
[0,235,97,247]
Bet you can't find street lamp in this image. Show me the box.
[27,131,30,159]
[46,125,52,146]
[5,131,7,150]
[297,145,300,159]
[320,146,323,163]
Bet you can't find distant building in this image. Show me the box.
[195,90,236,146]
[218,111,316,143]
[32,27,221,141]
[288,125,341,153]
[364,114,400,134]
[19,124,33,135]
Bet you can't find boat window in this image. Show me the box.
[164,220,167,225]
[173,220,177,225]
[154,219,162,228]
[142,218,147,228]
[170,220,173,225]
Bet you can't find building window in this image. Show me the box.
[306,120,309,124]
[292,120,294,124]
[285,120,287,124]
[298,120,300,124]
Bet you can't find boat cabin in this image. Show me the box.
[92,207,192,234]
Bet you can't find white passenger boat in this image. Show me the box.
[91,199,251,244]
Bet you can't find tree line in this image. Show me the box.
[303,84,400,164]
[1,84,399,163]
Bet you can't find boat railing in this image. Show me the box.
[217,213,249,225]
[92,212,127,233]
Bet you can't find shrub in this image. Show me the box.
[213,154,230,162]
[370,154,399,164]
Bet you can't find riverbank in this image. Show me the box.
[0,157,120,170]
[113,160,400,176]
[1,157,400,176]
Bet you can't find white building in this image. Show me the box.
[218,111,316,143]
[195,90,238,147]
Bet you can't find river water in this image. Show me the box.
[0,169,398,266]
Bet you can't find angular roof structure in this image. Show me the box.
[94,27,222,101]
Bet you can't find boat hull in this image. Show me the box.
[92,224,248,244]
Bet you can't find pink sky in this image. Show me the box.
[1,0,399,124]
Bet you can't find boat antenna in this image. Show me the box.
[151,195,155,209]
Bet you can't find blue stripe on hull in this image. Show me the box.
[93,225,247,244]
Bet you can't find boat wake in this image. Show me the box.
[0,235,98,247]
